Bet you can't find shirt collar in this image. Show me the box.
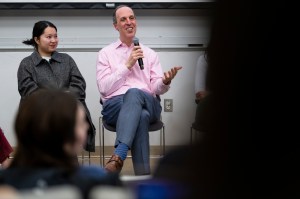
[31,50,62,66]
[51,51,62,63]
[113,38,134,49]
[113,39,123,49]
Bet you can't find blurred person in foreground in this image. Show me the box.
[154,0,298,199]
[0,90,120,199]
[0,185,18,199]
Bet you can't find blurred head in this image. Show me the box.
[23,21,58,56]
[113,5,137,44]
[11,89,88,169]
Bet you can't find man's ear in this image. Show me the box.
[113,23,119,31]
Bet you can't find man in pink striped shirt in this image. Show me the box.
[96,5,182,175]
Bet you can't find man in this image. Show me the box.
[96,5,182,175]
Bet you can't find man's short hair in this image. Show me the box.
[112,5,133,24]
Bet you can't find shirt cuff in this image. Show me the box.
[159,79,170,92]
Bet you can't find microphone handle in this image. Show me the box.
[134,42,144,70]
[138,59,144,70]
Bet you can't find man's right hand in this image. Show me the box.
[126,46,144,69]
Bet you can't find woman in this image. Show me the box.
[0,90,120,198]
[194,50,208,104]
[17,21,95,152]
[192,50,209,135]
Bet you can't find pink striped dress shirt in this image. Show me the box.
[96,39,170,102]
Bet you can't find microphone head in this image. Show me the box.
[133,37,139,44]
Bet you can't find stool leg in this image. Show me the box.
[160,127,163,156]
[99,117,102,166]
[81,150,84,165]
[102,125,105,167]
[162,125,165,156]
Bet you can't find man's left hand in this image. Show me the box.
[163,66,182,85]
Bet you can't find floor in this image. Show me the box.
[5,146,169,175]
[79,146,164,176]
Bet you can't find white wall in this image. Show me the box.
[0,8,211,146]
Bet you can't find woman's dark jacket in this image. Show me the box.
[17,51,95,152]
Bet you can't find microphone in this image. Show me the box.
[133,37,144,70]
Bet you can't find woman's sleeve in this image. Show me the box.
[68,56,86,101]
[17,60,39,98]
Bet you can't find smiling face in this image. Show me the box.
[114,6,137,45]
[34,26,58,56]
